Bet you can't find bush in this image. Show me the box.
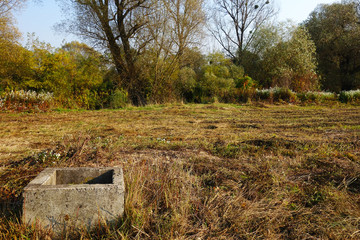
[255,87,296,103]
[273,87,296,102]
[234,76,256,89]
[297,92,313,102]
[256,89,272,101]
[109,88,129,109]
[297,91,337,103]
[196,72,236,104]
[321,92,338,102]
[235,76,257,103]
[175,67,197,102]
[0,90,53,112]
[195,52,244,104]
[339,90,360,103]
[214,77,236,103]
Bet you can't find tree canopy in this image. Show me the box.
[305,1,360,91]
[1,1,360,109]
[210,0,277,63]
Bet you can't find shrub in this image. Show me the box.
[0,90,53,112]
[234,76,255,89]
[256,89,272,101]
[319,92,338,102]
[297,91,337,103]
[273,87,296,102]
[175,67,197,102]
[255,87,296,103]
[109,88,129,109]
[339,90,360,103]
[195,52,244,104]
[196,72,236,104]
[235,76,257,103]
[214,77,236,103]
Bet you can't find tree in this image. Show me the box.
[59,0,154,106]
[173,47,205,102]
[60,41,106,107]
[196,52,245,102]
[240,22,279,84]
[305,2,360,91]
[0,0,25,17]
[262,25,318,92]
[0,41,32,91]
[141,0,175,103]
[0,0,31,91]
[23,38,106,108]
[241,22,318,91]
[138,0,205,103]
[162,0,205,66]
[210,0,277,63]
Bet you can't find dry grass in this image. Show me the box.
[1,103,360,239]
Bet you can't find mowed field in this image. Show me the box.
[1,103,360,239]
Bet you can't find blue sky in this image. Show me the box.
[15,0,338,49]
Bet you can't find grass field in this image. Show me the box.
[1,103,360,239]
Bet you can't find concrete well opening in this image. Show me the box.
[44,169,114,185]
[23,167,125,234]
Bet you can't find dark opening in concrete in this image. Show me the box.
[46,169,114,185]
[23,167,124,234]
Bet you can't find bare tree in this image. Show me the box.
[210,0,277,62]
[143,0,177,103]
[0,0,27,30]
[0,0,25,17]
[163,0,205,66]
[0,0,28,43]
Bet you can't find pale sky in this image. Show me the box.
[15,0,339,49]
[277,0,338,22]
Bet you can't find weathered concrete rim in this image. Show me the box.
[23,166,125,233]
[24,167,124,190]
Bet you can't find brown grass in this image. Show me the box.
[1,103,360,239]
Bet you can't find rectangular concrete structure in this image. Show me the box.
[23,167,125,233]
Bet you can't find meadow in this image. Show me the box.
[1,103,360,239]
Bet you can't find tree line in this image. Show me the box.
[1,0,360,108]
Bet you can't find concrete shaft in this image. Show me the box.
[23,167,125,234]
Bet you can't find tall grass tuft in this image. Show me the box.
[119,158,202,239]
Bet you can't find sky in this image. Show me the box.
[14,0,339,49]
